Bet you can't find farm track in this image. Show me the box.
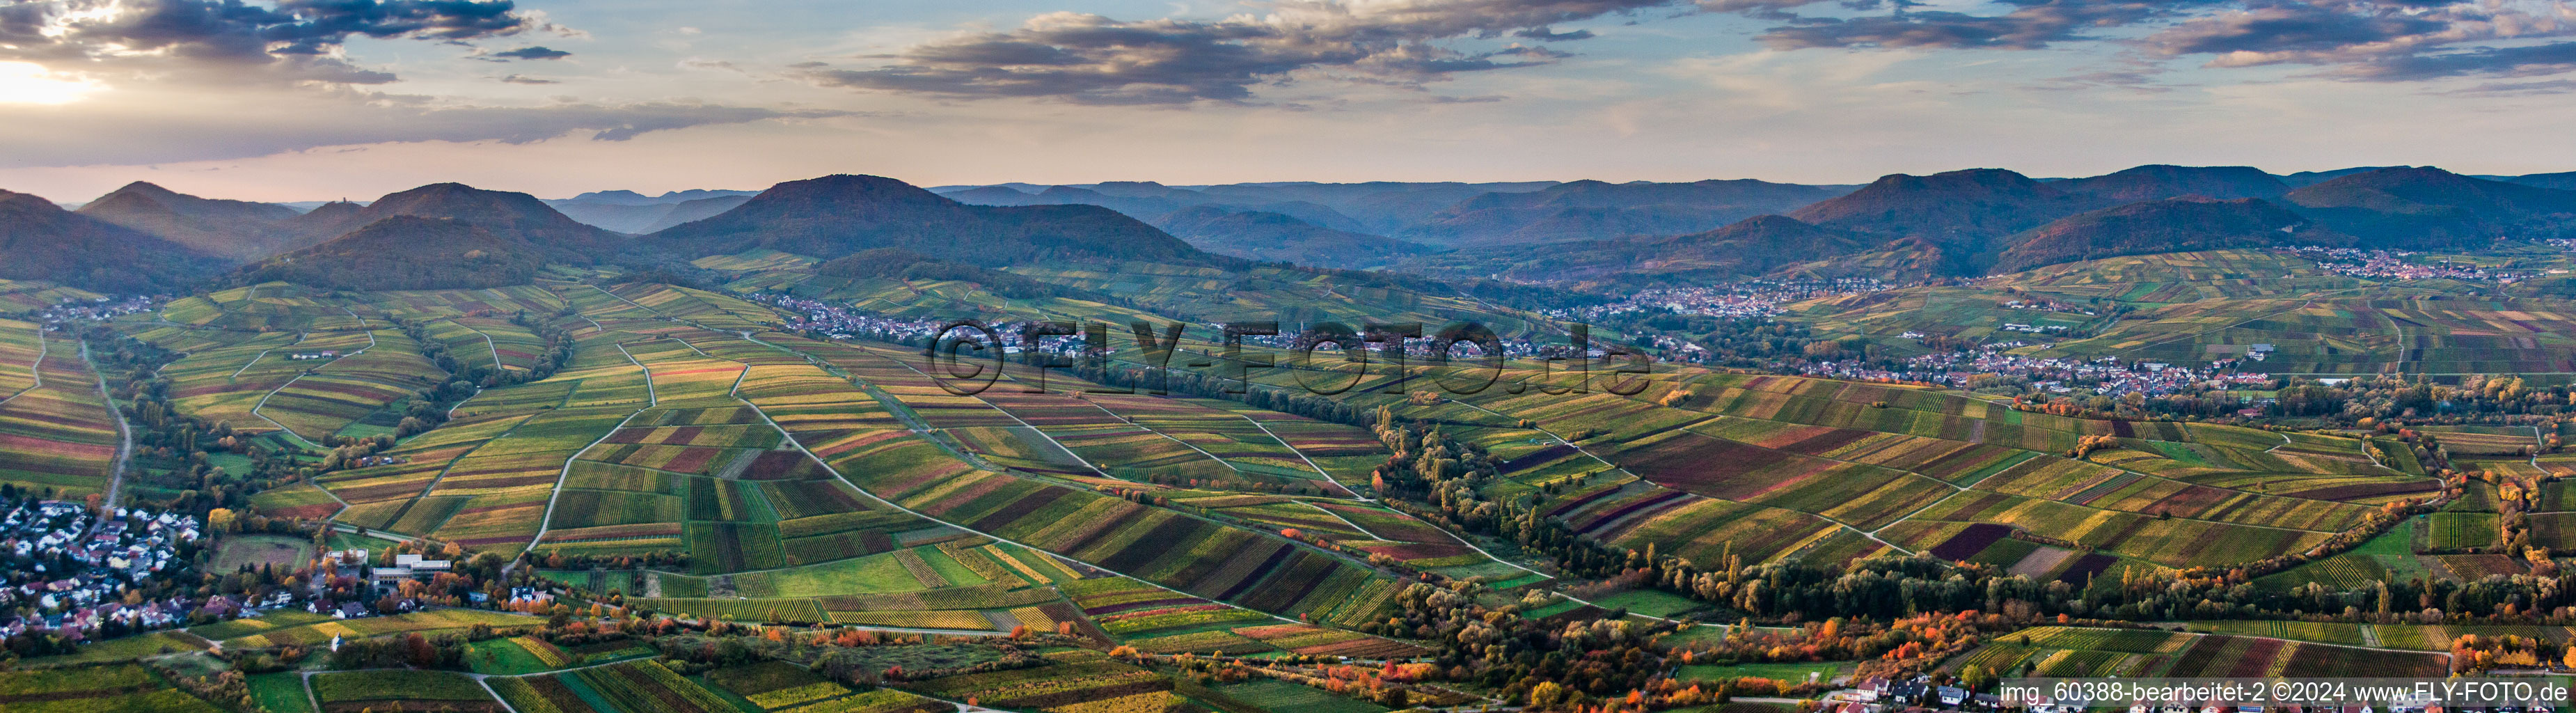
[841,347,1428,576]
[1069,397,1243,474]
[1235,414,1364,498]
[1449,398,1918,555]
[82,339,132,506]
[564,300,1406,625]
[457,318,505,373]
[521,338,661,559]
[362,381,574,538]
[302,642,995,713]
[250,328,375,449]
[1695,405,2401,540]
[0,329,45,406]
[2105,288,2363,361]
[1300,499,1553,581]
[671,336,1324,625]
[560,289,1588,603]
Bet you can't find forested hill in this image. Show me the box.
[0,189,223,292]
[647,174,1227,266]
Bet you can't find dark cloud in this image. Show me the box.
[490,45,571,60]
[0,0,559,83]
[799,1,1678,104]
[2341,41,2576,81]
[2145,4,2447,57]
[497,74,557,84]
[2023,68,2177,92]
[1516,26,1597,40]
[2139,1,2576,83]
[1711,0,2576,86]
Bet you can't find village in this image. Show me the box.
[1800,347,2270,398]
[1550,278,1893,322]
[31,294,159,327]
[2284,246,2527,282]
[0,495,208,641]
[754,290,1638,368]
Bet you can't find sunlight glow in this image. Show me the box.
[0,62,104,104]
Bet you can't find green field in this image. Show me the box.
[1676,661,1849,684]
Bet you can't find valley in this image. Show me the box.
[6,164,2573,713]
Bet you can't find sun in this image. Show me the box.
[0,61,104,104]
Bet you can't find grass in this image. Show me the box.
[17,630,205,666]
[467,636,557,675]
[1670,704,1801,713]
[212,533,317,570]
[731,551,930,599]
[1676,661,1848,684]
[2429,511,2501,550]
[250,672,318,713]
[1588,588,1706,618]
[1212,679,1389,713]
[221,609,544,648]
[189,610,334,641]
[312,669,494,703]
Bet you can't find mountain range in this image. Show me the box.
[9,164,2576,295]
[545,189,757,234]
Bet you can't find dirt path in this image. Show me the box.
[82,339,132,506]
[0,329,45,406]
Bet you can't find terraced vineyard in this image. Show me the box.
[74,249,2539,712]
[0,329,123,497]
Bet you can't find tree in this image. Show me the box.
[1960,664,1993,693]
[1530,681,1567,710]
[207,508,239,533]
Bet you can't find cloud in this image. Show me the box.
[2443,77,2576,95]
[1516,26,1597,40]
[497,74,556,84]
[2144,3,2451,60]
[2342,41,2576,80]
[2140,1,2576,83]
[0,93,854,166]
[0,0,562,84]
[1757,0,2165,50]
[791,0,2576,104]
[796,1,1680,104]
[490,45,571,60]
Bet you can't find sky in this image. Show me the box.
[0,0,2571,203]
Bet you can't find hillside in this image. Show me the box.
[1153,206,1430,267]
[1419,214,1874,285]
[649,174,1221,265]
[2055,165,2288,202]
[638,195,754,233]
[1783,169,2115,274]
[949,182,1373,235]
[812,246,1110,301]
[2511,171,2576,191]
[1398,179,1842,246]
[278,182,626,261]
[1993,197,2348,272]
[73,182,301,260]
[2282,166,2576,249]
[0,189,220,292]
[548,191,756,233]
[1788,169,2106,248]
[236,216,544,290]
